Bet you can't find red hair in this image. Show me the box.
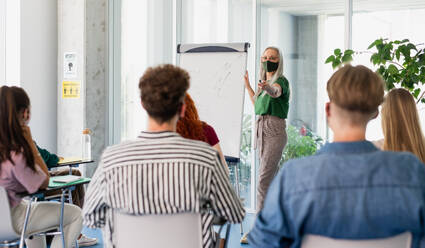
[176,94,208,143]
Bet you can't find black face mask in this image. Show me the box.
[262,60,279,72]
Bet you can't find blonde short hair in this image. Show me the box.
[327,64,384,114]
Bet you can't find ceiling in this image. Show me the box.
[260,0,425,16]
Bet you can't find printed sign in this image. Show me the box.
[62,81,81,98]
[64,53,77,79]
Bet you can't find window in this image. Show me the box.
[259,1,345,144]
[0,0,20,86]
[352,2,425,140]
[120,0,173,141]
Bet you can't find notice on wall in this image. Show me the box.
[62,81,81,98]
[63,52,77,79]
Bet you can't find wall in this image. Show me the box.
[0,0,20,85]
[85,0,107,176]
[0,0,5,83]
[58,0,108,177]
[20,0,58,152]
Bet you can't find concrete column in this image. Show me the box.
[58,0,107,176]
[85,0,107,176]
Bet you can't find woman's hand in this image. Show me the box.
[244,71,250,87]
[244,71,256,105]
[258,81,267,90]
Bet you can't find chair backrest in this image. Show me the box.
[301,232,412,248]
[0,187,19,241]
[114,211,203,248]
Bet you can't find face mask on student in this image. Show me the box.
[262,60,279,72]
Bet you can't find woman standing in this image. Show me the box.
[242,47,290,243]
[381,88,425,163]
[245,46,290,211]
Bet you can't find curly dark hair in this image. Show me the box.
[176,94,208,143]
[139,64,190,123]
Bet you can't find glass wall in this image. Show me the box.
[351,1,425,140]
[259,0,344,145]
[117,0,425,211]
[120,0,173,140]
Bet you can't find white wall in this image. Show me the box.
[0,0,5,83]
[0,0,20,85]
[20,0,58,152]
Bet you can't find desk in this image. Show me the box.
[49,159,94,175]
[19,178,91,248]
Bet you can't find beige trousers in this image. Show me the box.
[255,115,287,212]
[11,200,83,248]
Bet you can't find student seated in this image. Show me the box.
[380,88,425,163]
[0,86,82,248]
[248,65,425,247]
[12,87,97,247]
[82,64,245,248]
[176,93,229,172]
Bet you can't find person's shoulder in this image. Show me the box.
[379,150,425,168]
[283,153,321,168]
[9,151,27,166]
[202,122,214,132]
[102,139,140,155]
[178,136,217,153]
[277,75,289,84]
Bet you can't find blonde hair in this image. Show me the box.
[327,64,384,114]
[259,46,284,84]
[381,88,425,163]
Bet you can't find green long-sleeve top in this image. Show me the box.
[35,142,59,168]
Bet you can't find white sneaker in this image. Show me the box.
[77,234,98,247]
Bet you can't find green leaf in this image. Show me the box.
[407,43,417,51]
[334,48,341,56]
[396,50,401,61]
[413,88,421,98]
[385,81,395,91]
[368,40,378,50]
[401,39,409,43]
[370,54,379,65]
[387,64,399,75]
[421,98,425,103]
[332,60,340,69]
[344,49,355,56]
[334,48,342,56]
[377,65,386,75]
[325,55,335,64]
[341,54,353,63]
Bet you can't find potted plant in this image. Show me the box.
[325,38,425,104]
[279,124,323,167]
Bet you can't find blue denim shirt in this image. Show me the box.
[249,141,425,248]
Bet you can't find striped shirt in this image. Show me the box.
[82,131,245,248]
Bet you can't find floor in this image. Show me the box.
[80,213,256,248]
